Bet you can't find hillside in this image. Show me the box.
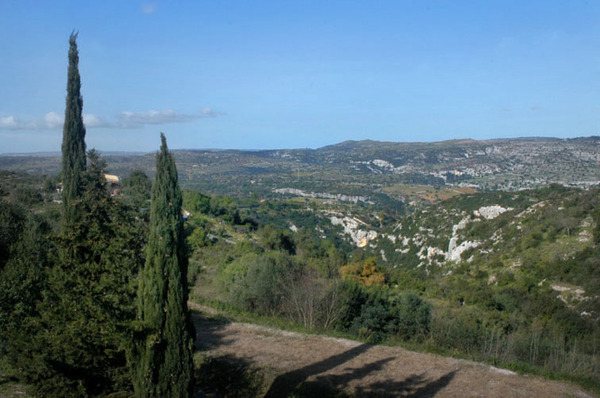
[1,140,599,394]
[1,137,598,208]
[179,182,599,393]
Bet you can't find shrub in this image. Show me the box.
[337,284,431,343]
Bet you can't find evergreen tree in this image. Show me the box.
[121,169,152,215]
[0,209,55,394]
[61,32,86,228]
[36,151,141,396]
[132,133,194,397]
[1,33,145,397]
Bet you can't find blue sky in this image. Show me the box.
[1,1,599,153]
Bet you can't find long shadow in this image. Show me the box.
[354,370,457,397]
[195,354,264,398]
[264,343,372,398]
[191,311,456,397]
[298,357,396,397]
[191,310,235,351]
[267,348,457,398]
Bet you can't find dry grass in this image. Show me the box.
[191,307,596,397]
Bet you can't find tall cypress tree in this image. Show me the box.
[132,133,194,397]
[29,149,142,396]
[24,34,142,396]
[61,31,86,228]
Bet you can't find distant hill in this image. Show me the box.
[1,137,598,207]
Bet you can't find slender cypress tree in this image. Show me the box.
[61,31,87,228]
[132,133,194,397]
[37,151,140,396]
[25,33,141,396]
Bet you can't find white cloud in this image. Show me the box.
[117,109,199,127]
[0,113,61,130]
[44,112,63,129]
[0,115,37,130]
[202,107,217,117]
[84,113,111,128]
[0,107,220,131]
[0,116,19,129]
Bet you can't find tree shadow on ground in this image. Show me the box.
[292,369,457,398]
[191,312,457,397]
[352,370,457,397]
[191,311,235,351]
[264,343,372,397]
[194,354,265,398]
[265,342,457,398]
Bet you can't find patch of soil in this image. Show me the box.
[191,308,595,398]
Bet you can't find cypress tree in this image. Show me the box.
[35,151,141,396]
[132,133,194,397]
[20,34,142,396]
[61,31,86,228]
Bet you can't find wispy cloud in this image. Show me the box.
[0,115,21,129]
[116,109,199,127]
[0,112,64,130]
[201,107,226,117]
[44,112,63,129]
[83,113,112,128]
[0,108,220,131]
[530,105,541,111]
[0,114,40,130]
[116,108,220,127]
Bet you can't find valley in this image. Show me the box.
[1,137,599,396]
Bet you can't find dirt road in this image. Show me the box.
[192,309,595,398]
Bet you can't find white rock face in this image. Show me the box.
[380,249,387,262]
[446,217,480,262]
[475,205,513,220]
[330,216,378,247]
[274,188,372,204]
[418,246,446,261]
[447,240,480,262]
[447,217,469,259]
[372,159,395,169]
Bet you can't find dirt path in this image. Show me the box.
[191,307,595,398]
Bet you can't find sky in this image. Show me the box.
[1,1,599,153]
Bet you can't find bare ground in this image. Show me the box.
[191,307,596,398]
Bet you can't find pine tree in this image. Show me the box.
[61,32,86,228]
[132,133,194,397]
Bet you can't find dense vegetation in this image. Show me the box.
[181,184,600,390]
[1,159,599,395]
[0,35,193,397]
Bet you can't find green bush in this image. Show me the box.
[336,284,431,343]
[388,293,431,341]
